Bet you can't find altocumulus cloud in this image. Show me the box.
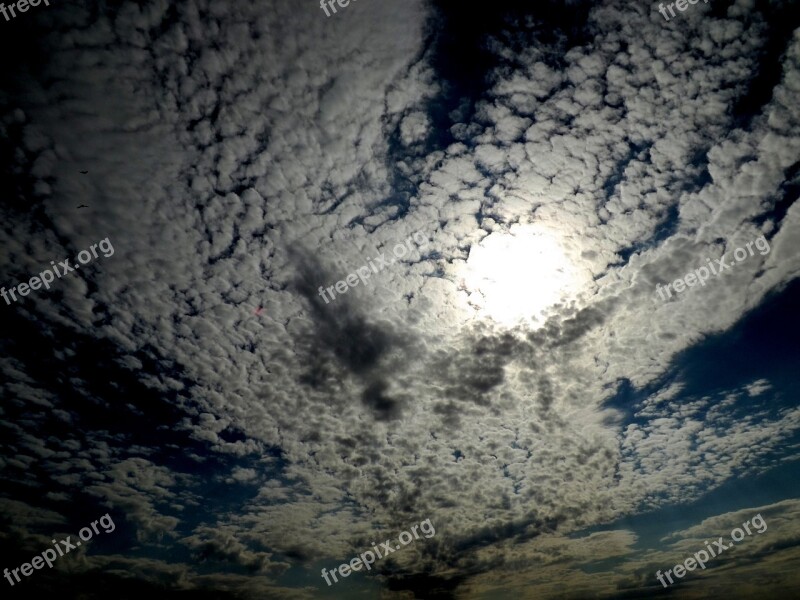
[1,0,799,598]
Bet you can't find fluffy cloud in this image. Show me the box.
[0,0,798,597]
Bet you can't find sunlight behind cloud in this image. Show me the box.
[460,225,579,327]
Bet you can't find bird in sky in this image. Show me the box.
[80,170,88,174]
[77,204,88,209]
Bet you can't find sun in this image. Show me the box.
[459,224,577,326]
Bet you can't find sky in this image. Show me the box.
[1,0,799,598]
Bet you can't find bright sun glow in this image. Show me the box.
[460,225,577,326]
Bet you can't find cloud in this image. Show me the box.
[0,0,798,597]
